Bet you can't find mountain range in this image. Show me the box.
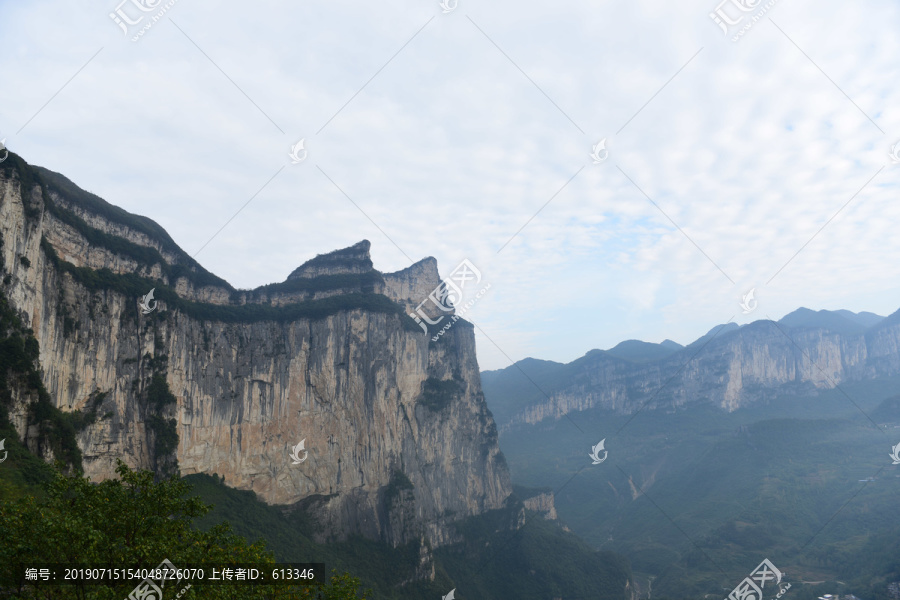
[482,306,900,431]
[480,308,900,598]
[0,152,633,599]
[2,150,899,599]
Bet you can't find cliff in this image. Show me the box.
[0,154,511,552]
[521,491,558,520]
[483,312,900,431]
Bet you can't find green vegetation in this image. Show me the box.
[0,154,230,291]
[186,473,633,600]
[871,393,900,422]
[186,472,434,600]
[480,357,577,426]
[511,484,553,501]
[148,414,178,458]
[0,286,76,500]
[0,289,82,473]
[418,377,464,411]
[493,377,900,599]
[0,152,43,220]
[779,307,884,335]
[42,186,230,291]
[8,156,395,306]
[241,271,384,302]
[147,374,176,410]
[143,374,179,474]
[5,155,422,337]
[383,469,414,505]
[40,237,420,330]
[436,503,632,600]
[0,461,369,599]
[62,314,78,338]
[67,390,110,432]
[0,152,638,598]
[32,164,232,291]
[288,243,373,279]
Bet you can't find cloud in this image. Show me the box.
[1,0,898,370]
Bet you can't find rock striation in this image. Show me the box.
[0,155,511,553]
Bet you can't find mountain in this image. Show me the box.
[481,311,900,598]
[659,339,683,350]
[605,339,683,363]
[490,381,900,598]
[870,393,900,423]
[480,339,682,429]
[482,308,898,431]
[778,307,884,335]
[185,474,633,600]
[0,152,636,598]
[2,155,506,555]
[481,358,570,427]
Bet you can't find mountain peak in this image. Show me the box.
[604,339,682,363]
[382,256,442,314]
[287,240,373,280]
[779,307,884,335]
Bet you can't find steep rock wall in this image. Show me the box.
[0,157,511,551]
[499,316,900,430]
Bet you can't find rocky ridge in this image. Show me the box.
[484,311,900,431]
[0,154,512,553]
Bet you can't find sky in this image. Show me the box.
[1,0,899,371]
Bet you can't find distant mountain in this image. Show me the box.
[836,309,884,328]
[605,339,682,363]
[870,394,900,423]
[481,358,572,427]
[482,308,899,430]
[778,307,884,335]
[481,340,689,426]
[684,321,740,349]
[0,152,639,599]
[659,339,683,350]
[494,398,900,598]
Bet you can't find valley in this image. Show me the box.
[484,323,900,599]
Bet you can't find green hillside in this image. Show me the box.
[491,378,900,599]
[186,473,634,600]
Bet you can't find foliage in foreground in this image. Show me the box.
[187,471,634,600]
[0,461,367,599]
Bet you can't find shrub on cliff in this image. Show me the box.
[0,291,82,472]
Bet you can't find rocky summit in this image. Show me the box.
[0,154,511,550]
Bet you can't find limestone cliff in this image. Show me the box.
[0,154,511,552]
[485,311,900,431]
[521,491,558,520]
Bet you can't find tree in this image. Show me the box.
[0,460,367,599]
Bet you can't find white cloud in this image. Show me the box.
[1,0,898,370]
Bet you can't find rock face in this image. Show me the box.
[486,312,900,431]
[0,156,511,551]
[521,491,558,520]
[382,257,442,315]
[286,240,374,280]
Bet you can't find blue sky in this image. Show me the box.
[1,0,899,370]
